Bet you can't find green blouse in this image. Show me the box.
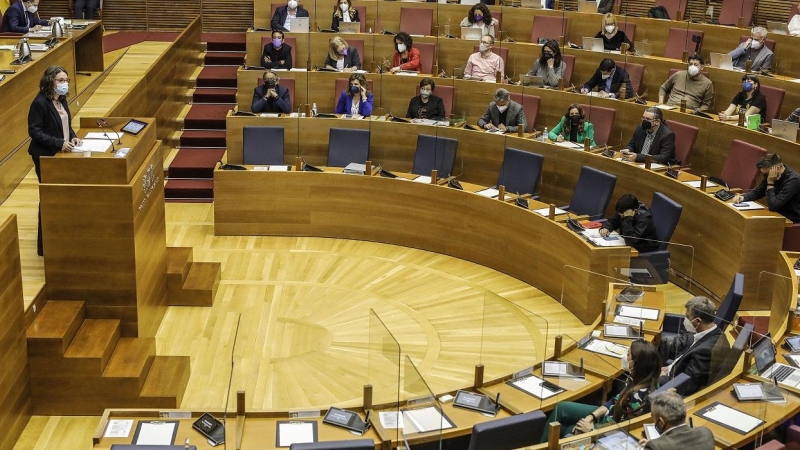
[548,117,597,148]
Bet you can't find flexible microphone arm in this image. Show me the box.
[95,120,117,153]
[101,119,122,145]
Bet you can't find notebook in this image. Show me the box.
[289,17,310,33]
[772,119,799,142]
[582,37,604,52]
[461,26,483,40]
[755,335,800,388]
[710,52,733,70]
[766,20,790,35]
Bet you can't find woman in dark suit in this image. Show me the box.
[331,0,360,31]
[28,66,80,256]
[334,72,373,116]
[324,36,361,71]
[406,77,445,121]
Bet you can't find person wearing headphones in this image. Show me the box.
[251,70,292,114]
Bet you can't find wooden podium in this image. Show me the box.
[39,117,167,338]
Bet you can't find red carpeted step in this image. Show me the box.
[168,148,227,179]
[204,52,245,66]
[193,88,237,104]
[179,130,227,148]
[196,66,239,88]
[203,32,247,52]
[184,104,233,130]
[164,179,215,200]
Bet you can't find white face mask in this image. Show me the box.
[605,25,615,33]
[683,316,697,333]
[479,43,490,53]
[339,3,348,12]
[621,350,631,371]
[687,65,701,77]
[601,73,611,80]
[496,104,508,113]
[27,5,38,13]
[396,43,407,53]
[750,39,762,49]
[420,89,431,98]
[288,0,298,9]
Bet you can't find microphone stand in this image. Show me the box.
[101,119,123,146]
[95,120,117,153]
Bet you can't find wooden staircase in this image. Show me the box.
[27,301,191,415]
[167,246,221,306]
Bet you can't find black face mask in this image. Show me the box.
[641,119,652,130]
[266,80,277,89]
[570,115,580,125]
[543,53,553,60]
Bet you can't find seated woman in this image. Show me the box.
[406,78,446,121]
[324,36,361,72]
[459,3,499,38]
[718,74,767,124]
[334,72,373,116]
[548,104,596,147]
[261,30,293,70]
[331,0,360,32]
[526,40,565,89]
[600,194,659,253]
[541,340,661,443]
[251,70,292,114]
[390,32,421,74]
[594,13,634,52]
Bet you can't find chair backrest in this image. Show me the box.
[569,166,617,220]
[663,28,704,60]
[327,128,370,166]
[561,54,575,87]
[333,78,374,105]
[416,84,455,118]
[709,322,752,384]
[416,42,435,74]
[243,126,285,165]
[472,44,509,66]
[618,62,644,95]
[467,410,547,450]
[290,439,375,450]
[651,373,691,395]
[654,0,688,19]
[257,78,295,111]
[792,2,800,17]
[715,272,744,331]
[737,35,776,52]
[668,120,698,166]
[338,38,364,65]
[400,7,433,36]
[580,104,616,146]
[618,21,636,43]
[493,11,503,32]
[530,16,568,43]
[261,36,297,69]
[412,135,458,177]
[497,148,544,196]
[508,93,540,132]
[354,5,367,32]
[760,84,785,121]
[719,139,767,190]
[719,0,756,27]
[649,192,683,251]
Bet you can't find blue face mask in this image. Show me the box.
[350,85,360,94]
[55,82,69,96]
[742,81,754,92]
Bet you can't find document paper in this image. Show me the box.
[73,139,112,153]
[379,411,404,429]
[533,207,567,216]
[134,421,176,445]
[617,305,659,321]
[278,422,316,447]
[509,375,562,399]
[104,419,133,438]
[582,339,628,358]
[729,201,766,211]
[698,403,763,434]
[402,407,454,433]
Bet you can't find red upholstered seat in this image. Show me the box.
[718,0,756,27]
[400,7,433,36]
[760,84,785,121]
[663,28,704,60]
[580,104,616,147]
[654,0,688,19]
[530,16,568,43]
[561,54,575,87]
[617,21,636,43]
[668,120,699,167]
[416,42,435,74]
[508,93,540,132]
[619,62,644,95]
[719,139,767,190]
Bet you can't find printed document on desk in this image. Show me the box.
[581,338,628,358]
[277,421,317,447]
[508,375,565,399]
[533,206,567,216]
[554,140,584,149]
[729,201,765,211]
[696,402,764,434]
[73,139,112,153]
[616,305,659,321]
[133,421,177,445]
[582,229,627,247]
[84,131,122,141]
[402,407,454,433]
[379,411,404,429]
[683,180,718,188]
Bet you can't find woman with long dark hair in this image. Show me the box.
[526,39,565,88]
[548,104,596,147]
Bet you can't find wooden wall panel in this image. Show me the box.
[0,216,31,450]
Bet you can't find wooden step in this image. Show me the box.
[167,246,193,288]
[26,300,85,356]
[138,356,191,408]
[29,319,120,376]
[102,337,156,392]
[169,262,221,306]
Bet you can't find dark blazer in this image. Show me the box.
[583,66,634,99]
[271,6,310,32]
[323,47,362,70]
[624,123,676,164]
[645,425,715,450]
[251,84,292,114]
[406,95,446,120]
[261,43,293,70]
[477,100,526,133]
[663,327,729,395]
[28,93,77,158]
[601,204,659,253]
[334,91,374,116]
[331,9,360,31]
[1,1,49,33]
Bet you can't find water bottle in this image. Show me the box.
[312,103,317,117]
[542,127,548,142]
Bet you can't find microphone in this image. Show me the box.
[101,119,122,145]
[95,120,117,153]
[222,314,241,450]
[494,392,501,412]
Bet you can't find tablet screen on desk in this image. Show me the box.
[122,119,147,135]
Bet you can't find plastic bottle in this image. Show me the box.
[542,127,548,142]
[312,103,317,117]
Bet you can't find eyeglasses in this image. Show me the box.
[54,78,70,83]
[480,40,492,45]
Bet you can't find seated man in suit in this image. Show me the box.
[261,30,293,70]
[659,297,730,396]
[477,88,526,133]
[639,392,715,450]
[251,70,292,114]
[733,153,800,223]
[728,26,773,73]
[271,0,309,32]
[621,107,675,164]
[658,54,714,111]
[581,58,634,99]
[1,0,50,33]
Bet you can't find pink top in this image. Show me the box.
[465,51,504,82]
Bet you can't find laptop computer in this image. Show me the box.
[709,52,733,70]
[461,26,483,40]
[772,119,799,142]
[521,75,545,87]
[755,335,800,387]
[338,22,360,34]
[520,0,544,8]
[578,0,598,13]
[289,17,310,33]
[766,20,790,35]
[582,37,604,52]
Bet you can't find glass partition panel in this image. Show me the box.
[401,355,444,449]
[756,270,795,341]
[368,309,402,443]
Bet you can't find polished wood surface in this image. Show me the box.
[0,216,31,450]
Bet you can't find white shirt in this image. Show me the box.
[284,9,297,30]
[336,58,345,70]
[350,100,360,116]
